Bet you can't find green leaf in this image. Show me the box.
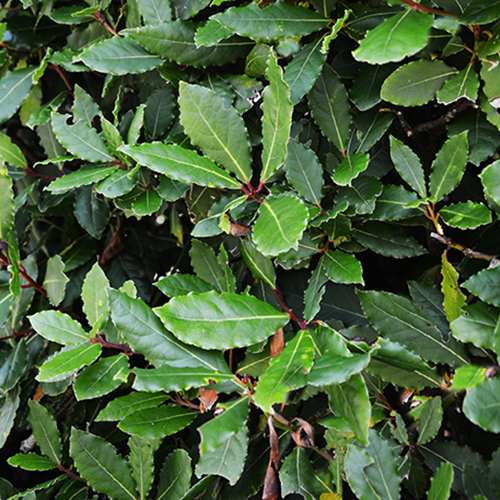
[51,114,113,162]
[354,107,395,154]
[29,310,90,345]
[154,290,289,349]
[245,43,271,77]
[37,343,102,382]
[97,392,168,422]
[309,64,351,153]
[240,238,276,288]
[195,19,235,46]
[195,426,248,485]
[119,406,196,439]
[369,184,420,221]
[0,339,28,392]
[70,429,138,500]
[253,329,314,413]
[73,84,102,126]
[131,189,163,216]
[480,159,500,206]
[138,0,172,23]
[428,462,454,500]
[157,450,191,500]
[199,398,249,454]
[78,37,163,75]
[460,0,500,24]
[333,153,370,187]
[284,36,326,105]
[336,176,383,214]
[47,166,118,194]
[260,50,292,184]
[450,365,486,392]
[441,251,466,324]
[284,139,324,205]
[327,373,371,445]
[345,429,401,498]
[132,365,235,392]
[0,67,36,125]
[43,255,68,307]
[120,142,240,189]
[381,60,455,106]
[128,435,155,500]
[353,9,433,64]
[309,351,370,386]
[463,378,500,433]
[74,354,128,401]
[0,388,20,449]
[145,87,175,140]
[0,132,27,169]
[389,136,426,198]
[322,250,364,285]
[353,221,427,259]
[429,132,468,202]
[463,266,500,307]
[280,447,334,500]
[27,400,62,464]
[124,21,252,67]
[350,63,397,111]
[74,185,110,239]
[127,104,146,145]
[179,83,252,183]
[358,290,468,366]
[8,453,58,471]
[415,397,443,445]
[303,260,328,323]
[253,194,309,256]
[82,262,110,327]
[109,290,229,370]
[209,2,330,42]
[436,64,479,105]
[155,274,216,297]
[439,201,492,230]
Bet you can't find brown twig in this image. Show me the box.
[399,0,459,18]
[271,288,308,330]
[47,63,73,95]
[93,11,122,37]
[90,333,138,355]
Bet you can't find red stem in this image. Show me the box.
[399,0,459,17]
[271,288,308,330]
[48,64,73,95]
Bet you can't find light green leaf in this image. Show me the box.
[195,19,235,46]
[428,462,454,500]
[27,400,62,465]
[463,378,500,433]
[260,50,293,184]
[0,387,20,449]
[381,60,455,106]
[253,194,309,256]
[253,329,314,413]
[154,290,289,349]
[284,138,324,205]
[308,351,370,386]
[8,453,58,471]
[441,251,466,324]
[157,450,191,500]
[138,0,172,23]
[179,83,252,183]
[459,0,500,24]
[327,373,370,445]
[429,132,468,202]
[284,35,326,105]
[309,64,351,153]
[0,132,26,169]
[43,255,68,307]
[109,290,229,371]
[353,9,433,64]
[127,104,146,145]
[155,274,216,298]
[322,250,364,285]
[73,354,128,401]
[0,340,28,393]
[119,406,196,439]
[463,266,500,307]
[353,221,427,259]
[51,114,113,162]
[120,142,241,189]
[240,238,276,288]
[209,2,330,42]
[70,429,138,500]
[416,397,443,445]
[480,159,500,206]
[73,84,102,126]
[96,169,137,198]
[333,153,370,187]
[47,166,118,194]
[131,189,163,216]
[82,262,110,328]
[29,310,90,345]
[436,64,479,105]
[450,365,486,392]
[37,343,102,382]
[128,435,155,500]
[439,201,492,229]
[195,426,248,485]
[78,37,163,75]
[0,67,37,125]
[303,259,328,323]
[97,392,168,422]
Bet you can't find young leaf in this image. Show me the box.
[463,266,500,307]
[29,311,90,345]
[353,9,433,64]
[284,138,324,205]
[439,201,491,230]
[381,60,455,106]
[253,329,314,413]
[309,64,351,153]
[154,290,289,349]
[389,136,427,201]
[82,262,110,327]
[157,450,191,500]
[42,255,68,307]
[428,462,454,500]
[322,250,364,285]
[0,132,27,169]
[332,153,370,187]
[260,50,293,184]
[27,401,62,465]
[179,82,252,183]
[8,453,58,471]
[240,238,276,288]
[436,64,479,105]
[128,435,155,500]
[441,251,466,324]
[252,194,309,256]
[127,104,146,145]
[70,429,138,500]
[463,378,500,433]
[155,274,216,297]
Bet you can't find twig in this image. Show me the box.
[271,288,308,330]
[93,11,122,37]
[399,0,459,18]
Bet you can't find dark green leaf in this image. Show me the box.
[128,435,156,500]
[336,176,383,215]
[481,159,500,206]
[74,186,110,239]
[390,136,427,198]
[27,400,62,464]
[8,453,58,471]
[240,238,276,288]
[47,166,118,194]
[157,450,191,500]
[145,87,175,140]
[463,266,500,307]
[350,63,397,111]
[322,250,364,285]
[0,67,36,125]
[138,0,172,24]
[309,351,369,386]
[0,339,28,392]
[97,392,168,422]
[416,397,443,445]
[155,274,216,297]
[0,387,20,449]
[369,184,420,221]
[460,0,500,24]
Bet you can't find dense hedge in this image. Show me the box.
[1,0,500,498]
